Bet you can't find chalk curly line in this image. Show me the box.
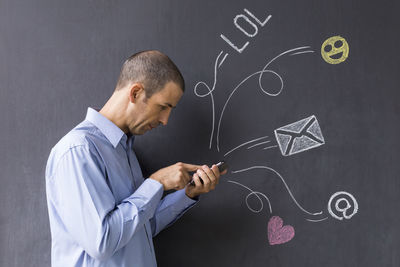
[194,50,227,149]
[216,46,315,152]
[227,179,272,214]
[232,166,323,216]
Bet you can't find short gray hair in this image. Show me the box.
[115,50,185,98]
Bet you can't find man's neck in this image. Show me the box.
[100,92,130,134]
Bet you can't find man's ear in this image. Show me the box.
[128,83,145,103]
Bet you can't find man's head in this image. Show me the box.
[115,50,185,98]
[102,50,185,136]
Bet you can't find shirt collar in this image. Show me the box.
[85,107,134,148]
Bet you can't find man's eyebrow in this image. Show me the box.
[164,103,176,108]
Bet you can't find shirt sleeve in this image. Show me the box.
[48,144,163,261]
[149,188,199,237]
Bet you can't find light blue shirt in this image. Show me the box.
[45,107,198,267]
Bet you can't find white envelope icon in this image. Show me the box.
[274,115,325,156]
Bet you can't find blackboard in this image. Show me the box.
[1,0,399,266]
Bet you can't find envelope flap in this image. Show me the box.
[279,116,314,134]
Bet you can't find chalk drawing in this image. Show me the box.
[263,145,278,150]
[218,52,229,68]
[228,180,296,245]
[290,50,315,56]
[274,115,325,156]
[247,140,271,149]
[321,35,349,64]
[328,191,358,220]
[233,166,323,216]
[216,46,315,151]
[194,51,227,149]
[306,217,329,222]
[220,34,249,54]
[244,9,271,27]
[194,9,356,237]
[224,135,269,157]
[220,9,271,54]
[227,180,272,214]
[234,14,258,37]
[268,216,295,245]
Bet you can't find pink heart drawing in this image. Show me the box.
[268,216,295,245]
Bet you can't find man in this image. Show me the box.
[45,50,226,266]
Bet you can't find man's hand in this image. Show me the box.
[185,164,228,199]
[149,162,201,191]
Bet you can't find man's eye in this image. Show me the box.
[160,106,168,110]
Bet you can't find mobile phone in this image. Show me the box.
[188,161,228,186]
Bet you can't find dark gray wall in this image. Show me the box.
[1,0,399,266]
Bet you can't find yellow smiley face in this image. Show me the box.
[321,36,349,64]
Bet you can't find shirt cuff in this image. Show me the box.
[123,178,164,221]
[171,188,199,212]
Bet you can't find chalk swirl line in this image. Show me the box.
[227,180,272,214]
[232,165,323,216]
[194,50,225,149]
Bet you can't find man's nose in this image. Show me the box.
[159,118,168,126]
[159,110,171,126]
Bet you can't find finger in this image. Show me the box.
[197,168,211,187]
[211,164,220,177]
[192,173,203,187]
[188,174,197,186]
[180,162,202,172]
[220,169,228,175]
[176,162,195,184]
[211,165,221,184]
[202,165,217,184]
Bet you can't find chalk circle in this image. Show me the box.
[258,69,283,96]
[328,191,358,220]
[194,81,214,97]
[246,191,264,213]
[321,35,349,64]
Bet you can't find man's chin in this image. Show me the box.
[140,128,150,135]
[132,126,153,135]
[128,129,144,136]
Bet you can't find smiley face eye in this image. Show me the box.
[334,40,343,48]
[324,44,332,52]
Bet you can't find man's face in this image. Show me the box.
[127,81,183,135]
